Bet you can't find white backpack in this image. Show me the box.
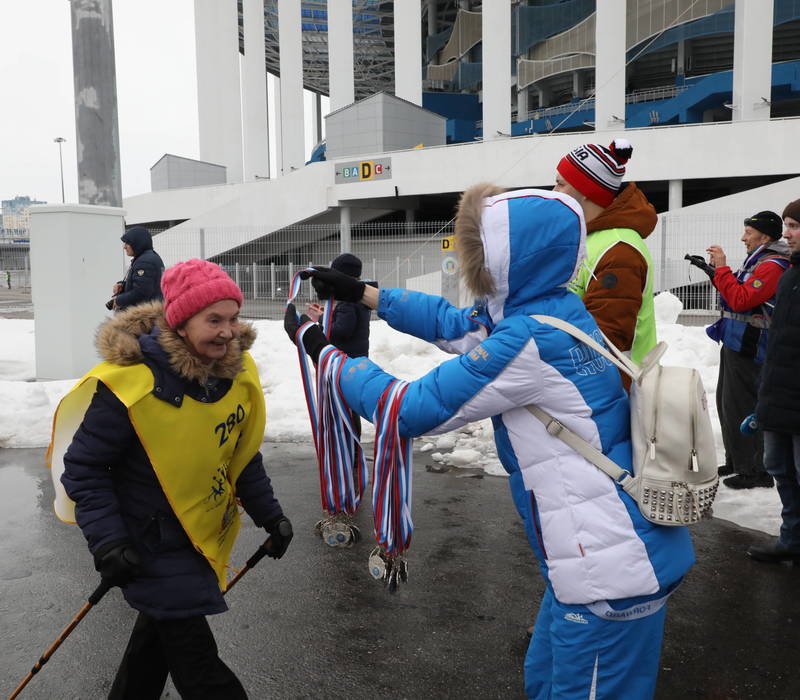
[528,315,719,527]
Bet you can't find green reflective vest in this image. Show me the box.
[569,227,657,365]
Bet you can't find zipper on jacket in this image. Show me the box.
[689,371,699,472]
[649,366,663,460]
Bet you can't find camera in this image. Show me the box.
[105,298,115,310]
[684,254,715,279]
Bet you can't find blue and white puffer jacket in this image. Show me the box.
[337,185,694,606]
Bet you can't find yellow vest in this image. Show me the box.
[48,353,266,590]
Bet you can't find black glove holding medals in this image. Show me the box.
[284,304,328,363]
[300,266,366,303]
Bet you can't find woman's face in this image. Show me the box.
[177,299,240,364]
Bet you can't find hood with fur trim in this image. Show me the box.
[455,183,586,321]
[95,301,257,384]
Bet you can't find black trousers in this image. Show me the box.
[716,345,765,476]
[108,612,247,700]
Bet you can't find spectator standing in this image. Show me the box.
[748,200,800,562]
[553,139,658,388]
[54,259,292,696]
[112,226,165,311]
[706,211,790,489]
[5,270,10,289]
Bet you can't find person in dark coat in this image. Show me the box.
[305,252,370,547]
[112,226,165,311]
[55,259,292,698]
[749,200,800,563]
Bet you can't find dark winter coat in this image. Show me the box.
[756,250,800,435]
[115,227,165,310]
[327,300,370,358]
[61,302,283,619]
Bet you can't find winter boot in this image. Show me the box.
[747,540,800,564]
[717,463,734,477]
[723,473,774,489]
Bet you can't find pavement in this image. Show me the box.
[0,287,33,319]
[1,443,799,700]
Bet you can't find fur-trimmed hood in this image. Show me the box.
[455,183,586,320]
[96,301,257,384]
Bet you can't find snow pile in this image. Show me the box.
[0,295,783,535]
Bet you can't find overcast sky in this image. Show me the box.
[0,0,199,204]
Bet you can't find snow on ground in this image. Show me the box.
[0,293,782,535]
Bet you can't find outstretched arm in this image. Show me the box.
[337,319,542,437]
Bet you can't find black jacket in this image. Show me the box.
[62,303,283,619]
[116,227,165,310]
[327,300,370,358]
[756,250,800,434]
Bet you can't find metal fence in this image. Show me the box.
[5,211,769,319]
[153,220,456,319]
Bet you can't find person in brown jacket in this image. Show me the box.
[553,139,658,388]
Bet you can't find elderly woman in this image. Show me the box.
[287,184,694,699]
[51,259,292,699]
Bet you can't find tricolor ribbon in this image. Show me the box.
[288,269,367,515]
[372,380,414,556]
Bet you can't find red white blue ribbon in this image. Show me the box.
[372,380,414,556]
[288,269,367,515]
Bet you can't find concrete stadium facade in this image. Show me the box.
[124,0,800,287]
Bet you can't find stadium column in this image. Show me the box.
[594,0,626,131]
[194,0,243,183]
[242,0,270,180]
[669,179,683,211]
[516,86,529,124]
[328,0,355,112]
[278,0,305,173]
[340,206,352,255]
[69,0,122,206]
[733,0,774,122]
[395,2,422,106]
[481,1,511,139]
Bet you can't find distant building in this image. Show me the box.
[1,195,46,237]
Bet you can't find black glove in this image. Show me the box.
[684,254,716,279]
[94,541,142,588]
[300,266,367,303]
[284,304,328,363]
[264,516,293,559]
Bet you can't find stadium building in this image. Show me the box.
[123,0,800,307]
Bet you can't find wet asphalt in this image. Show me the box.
[1,443,799,700]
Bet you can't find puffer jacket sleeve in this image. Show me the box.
[377,287,490,354]
[235,452,284,527]
[61,382,136,555]
[114,253,162,308]
[338,318,542,437]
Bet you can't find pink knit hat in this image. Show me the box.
[161,259,243,328]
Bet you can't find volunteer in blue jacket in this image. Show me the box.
[52,259,292,699]
[111,225,165,311]
[287,184,695,699]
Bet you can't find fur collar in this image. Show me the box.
[455,182,505,298]
[95,301,257,383]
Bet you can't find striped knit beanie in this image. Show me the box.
[556,138,633,208]
[161,259,243,328]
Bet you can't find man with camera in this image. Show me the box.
[108,226,164,311]
[690,211,790,489]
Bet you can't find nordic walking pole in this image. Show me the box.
[8,579,112,700]
[224,536,273,595]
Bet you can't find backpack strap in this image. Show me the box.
[525,404,637,495]
[531,314,641,381]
